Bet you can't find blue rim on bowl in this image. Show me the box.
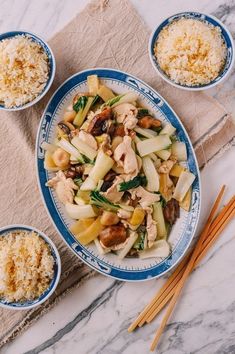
[0,30,56,111]
[0,224,61,310]
[149,12,234,91]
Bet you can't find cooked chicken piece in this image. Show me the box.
[130,186,160,209]
[138,116,161,129]
[158,159,175,174]
[78,130,98,150]
[112,163,125,175]
[113,103,138,134]
[87,107,112,136]
[99,224,127,248]
[46,171,78,204]
[163,198,180,225]
[117,209,132,219]
[113,135,139,175]
[146,209,157,248]
[103,176,124,203]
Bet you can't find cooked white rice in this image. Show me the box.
[0,35,49,108]
[154,18,227,86]
[0,230,54,302]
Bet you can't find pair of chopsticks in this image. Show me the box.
[128,186,235,351]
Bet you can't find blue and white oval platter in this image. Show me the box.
[36,68,201,282]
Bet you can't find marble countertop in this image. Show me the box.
[1,1,235,353]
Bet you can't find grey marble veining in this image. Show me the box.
[208,0,235,115]
[1,1,235,354]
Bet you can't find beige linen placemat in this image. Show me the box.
[0,0,234,347]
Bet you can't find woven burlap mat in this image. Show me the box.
[0,0,234,348]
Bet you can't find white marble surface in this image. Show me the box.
[1,1,235,353]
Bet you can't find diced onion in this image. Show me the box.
[41,141,57,153]
[173,171,195,202]
[80,176,97,191]
[142,156,159,192]
[139,240,170,259]
[171,141,187,161]
[160,123,176,136]
[117,232,138,259]
[111,92,138,108]
[71,136,97,161]
[134,127,157,139]
[137,135,171,157]
[65,203,97,219]
[57,138,84,162]
[80,151,114,190]
[155,149,171,161]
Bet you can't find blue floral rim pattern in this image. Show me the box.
[0,30,55,111]
[149,12,234,89]
[0,225,60,309]
[36,68,201,281]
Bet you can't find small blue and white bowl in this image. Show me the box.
[0,224,61,310]
[0,30,56,111]
[149,12,234,91]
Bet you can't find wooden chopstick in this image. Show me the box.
[144,195,235,324]
[195,200,235,265]
[150,186,230,351]
[128,254,191,332]
[150,201,235,350]
[128,186,226,332]
[146,197,235,324]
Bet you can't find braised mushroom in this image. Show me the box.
[58,121,75,135]
[64,165,84,179]
[100,170,117,192]
[99,224,127,248]
[163,198,180,225]
[138,116,161,129]
[87,107,113,136]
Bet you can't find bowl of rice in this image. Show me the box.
[0,31,56,111]
[149,12,234,90]
[0,224,61,310]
